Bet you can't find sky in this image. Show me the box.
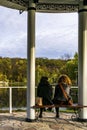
[0,6,78,59]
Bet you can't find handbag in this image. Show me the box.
[59,83,73,105]
[35,97,43,106]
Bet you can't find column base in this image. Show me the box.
[25,118,36,122]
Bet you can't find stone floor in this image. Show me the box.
[0,111,87,130]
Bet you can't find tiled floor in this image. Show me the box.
[0,112,87,130]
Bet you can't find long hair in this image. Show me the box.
[39,76,48,85]
[58,74,72,86]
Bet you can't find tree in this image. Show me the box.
[60,52,78,84]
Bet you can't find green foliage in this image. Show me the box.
[0,53,78,85]
[60,52,78,84]
[0,54,79,108]
[0,73,8,81]
[0,57,27,84]
[35,58,67,85]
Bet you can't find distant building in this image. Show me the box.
[0,81,8,87]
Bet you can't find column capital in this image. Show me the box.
[79,0,87,13]
[28,0,36,10]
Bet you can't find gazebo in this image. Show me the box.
[0,0,87,121]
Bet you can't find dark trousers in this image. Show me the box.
[39,98,53,117]
[53,99,65,117]
[55,107,59,117]
[39,108,43,117]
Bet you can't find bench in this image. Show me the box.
[32,104,87,120]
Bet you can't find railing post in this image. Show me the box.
[9,87,12,113]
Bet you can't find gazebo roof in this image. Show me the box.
[0,0,79,13]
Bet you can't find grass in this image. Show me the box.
[0,107,77,113]
[60,109,76,113]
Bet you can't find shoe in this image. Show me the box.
[56,114,59,118]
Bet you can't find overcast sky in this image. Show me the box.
[0,6,78,59]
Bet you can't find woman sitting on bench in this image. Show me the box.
[53,74,73,118]
[37,76,53,118]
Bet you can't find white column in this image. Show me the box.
[78,0,87,120]
[26,1,36,121]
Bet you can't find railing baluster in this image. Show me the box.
[9,87,12,113]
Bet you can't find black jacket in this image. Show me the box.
[37,81,53,105]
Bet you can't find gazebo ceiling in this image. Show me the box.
[0,0,80,13]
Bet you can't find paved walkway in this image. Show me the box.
[0,111,87,130]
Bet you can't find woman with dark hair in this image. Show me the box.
[37,76,53,118]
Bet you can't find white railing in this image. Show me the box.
[0,86,78,113]
[0,86,26,113]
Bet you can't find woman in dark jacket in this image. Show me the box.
[37,76,53,118]
[53,74,72,118]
